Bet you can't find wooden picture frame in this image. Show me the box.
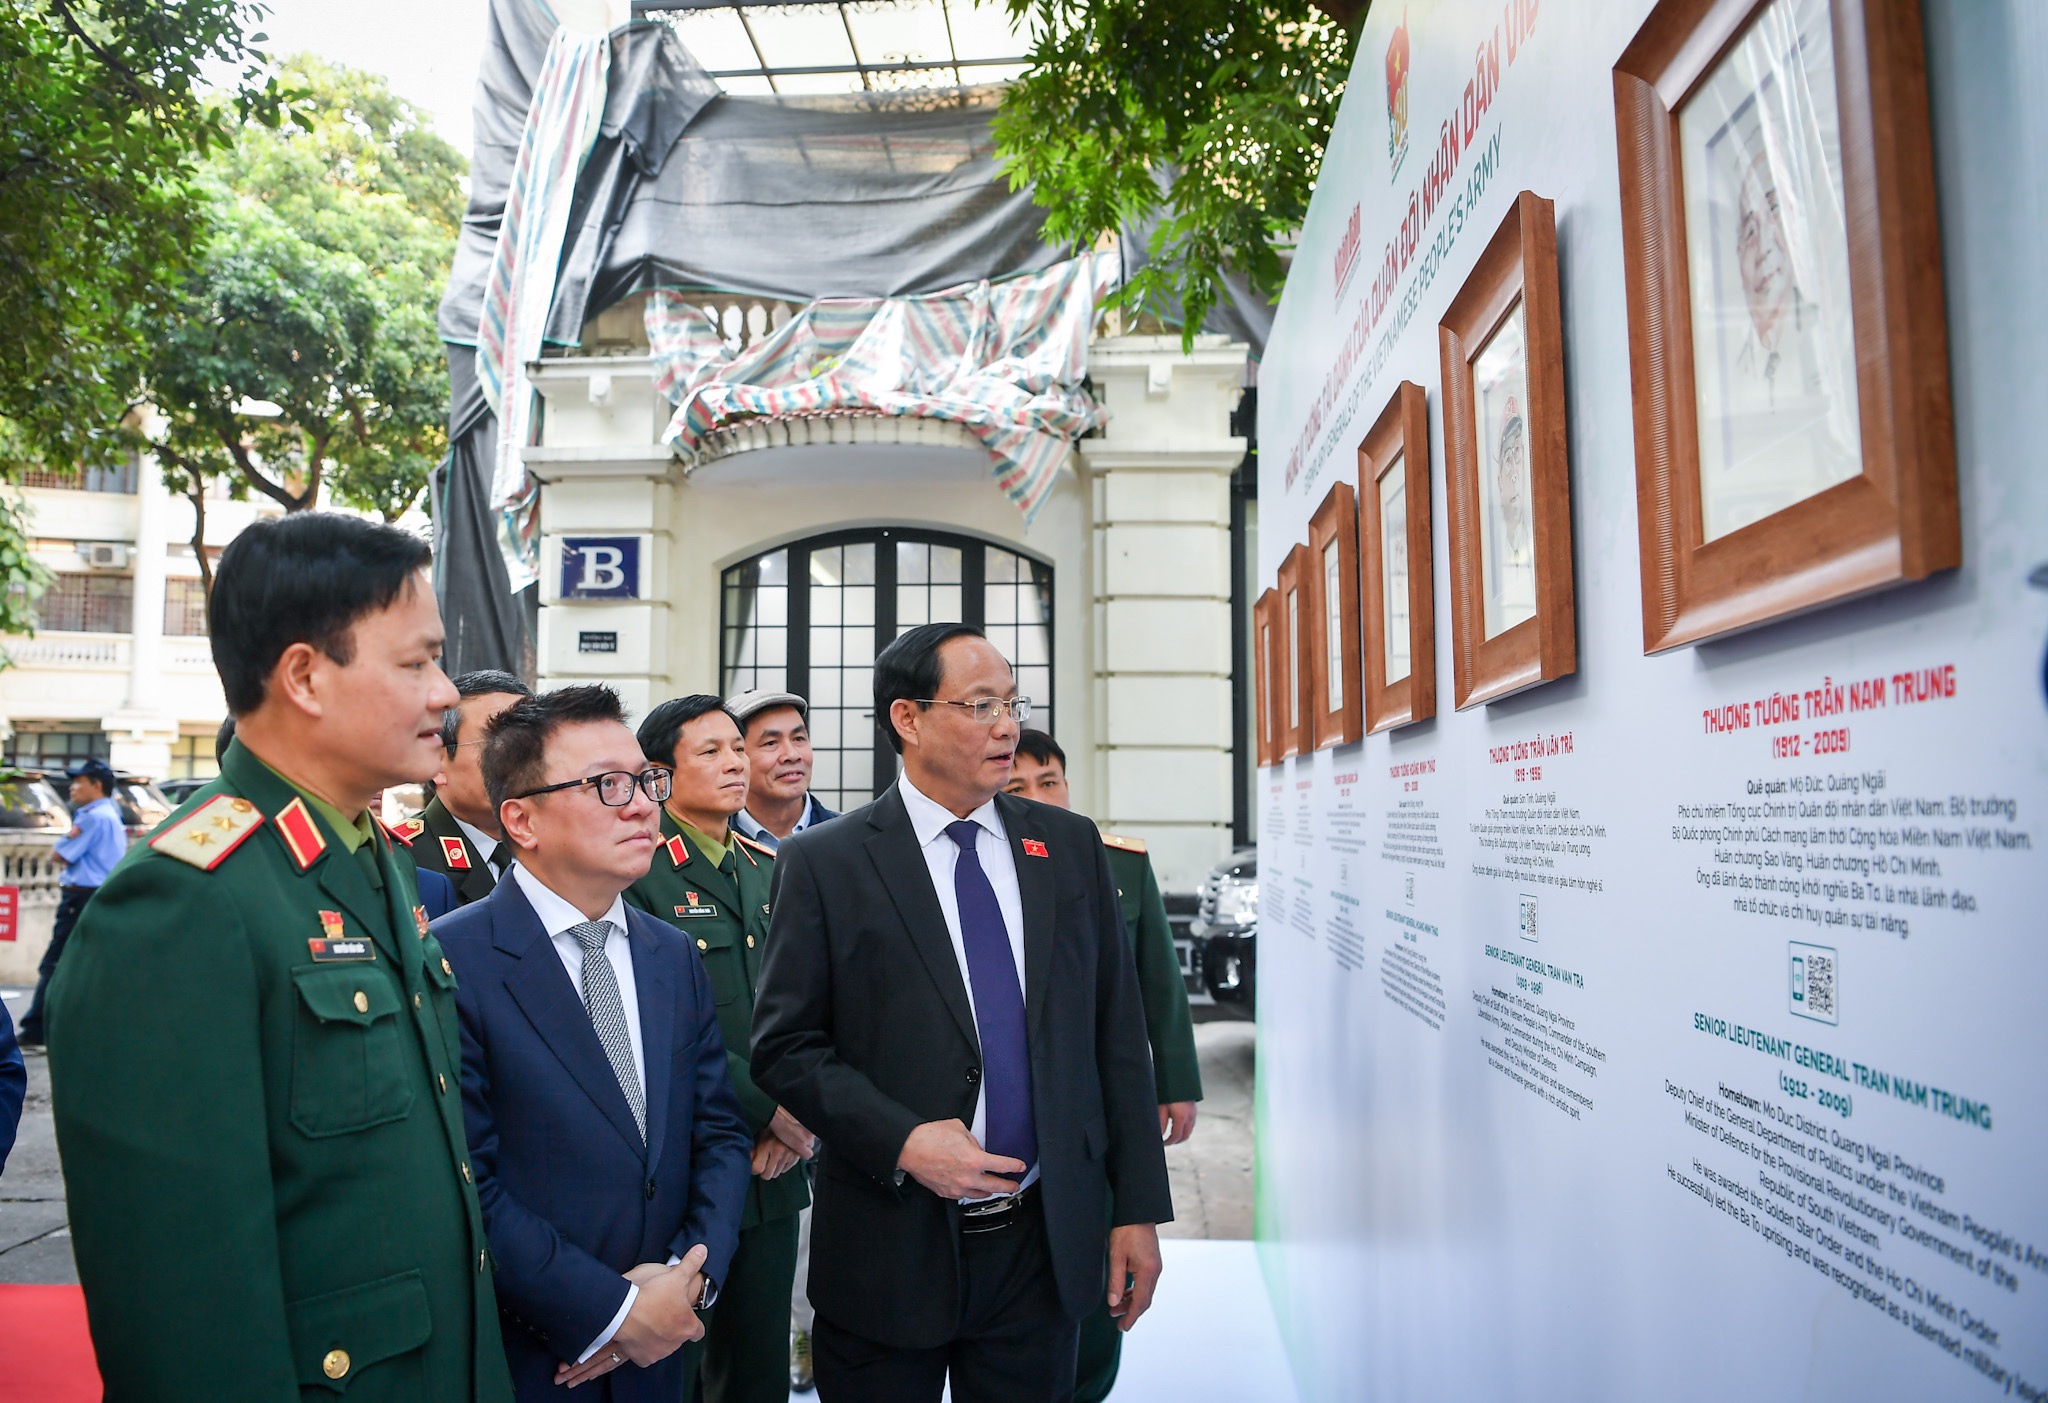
[1305,482,1364,749]
[1358,382,1437,732]
[1275,545,1309,759]
[1614,0,1958,652]
[1439,191,1577,709]
[1253,588,1279,767]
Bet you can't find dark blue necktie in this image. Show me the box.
[946,819,1036,1176]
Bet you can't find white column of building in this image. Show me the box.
[1080,334,1249,892]
[101,447,178,776]
[526,357,676,722]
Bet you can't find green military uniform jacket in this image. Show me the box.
[399,795,500,906]
[625,811,809,1230]
[1104,834,1203,1105]
[46,741,514,1402]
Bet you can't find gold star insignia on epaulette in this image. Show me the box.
[151,794,266,871]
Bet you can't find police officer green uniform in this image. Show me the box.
[47,739,515,1402]
[1075,831,1202,1403]
[627,809,808,1403]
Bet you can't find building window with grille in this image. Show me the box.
[4,725,110,769]
[19,452,139,494]
[35,573,133,633]
[721,529,1054,815]
[164,578,209,636]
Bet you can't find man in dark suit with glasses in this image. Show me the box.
[752,623,1172,1402]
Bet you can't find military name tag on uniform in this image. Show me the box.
[674,905,719,919]
[308,937,377,962]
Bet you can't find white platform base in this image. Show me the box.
[1108,1239,1298,1402]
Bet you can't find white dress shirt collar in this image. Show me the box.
[451,812,500,868]
[897,772,1006,850]
[510,862,627,936]
[734,793,819,848]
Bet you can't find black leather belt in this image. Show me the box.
[960,1183,1035,1236]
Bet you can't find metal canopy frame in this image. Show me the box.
[631,0,1029,91]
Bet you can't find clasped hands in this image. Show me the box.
[751,1104,817,1180]
[552,1243,709,1389]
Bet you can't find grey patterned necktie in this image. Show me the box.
[569,920,645,1142]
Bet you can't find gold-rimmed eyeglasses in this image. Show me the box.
[512,767,673,807]
[913,696,1033,725]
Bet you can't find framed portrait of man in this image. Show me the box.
[1275,545,1309,759]
[1358,382,1436,733]
[1254,588,1279,767]
[1306,482,1364,750]
[1615,0,1958,650]
[1439,192,1577,709]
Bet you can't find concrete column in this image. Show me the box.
[1080,335,1248,891]
[527,357,677,723]
[102,445,178,776]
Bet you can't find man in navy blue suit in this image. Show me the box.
[437,685,753,1399]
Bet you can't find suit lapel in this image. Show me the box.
[428,800,499,902]
[999,794,1058,1035]
[627,912,673,1176]
[494,882,649,1159]
[865,787,979,1054]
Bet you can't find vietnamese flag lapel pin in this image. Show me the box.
[1022,838,1049,858]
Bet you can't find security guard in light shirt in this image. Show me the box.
[45,514,514,1402]
[627,694,813,1403]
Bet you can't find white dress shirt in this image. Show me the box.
[733,793,821,851]
[509,865,647,1362]
[895,774,1038,1195]
[453,813,502,872]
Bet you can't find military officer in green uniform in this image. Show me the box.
[403,669,535,903]
[1006,729,1202,1403]
[628,694,814,1403]
[46,513,516,1402]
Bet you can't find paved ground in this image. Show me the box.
[0,989,1258,1285]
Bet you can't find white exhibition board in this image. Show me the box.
[1254,2,2047,1399]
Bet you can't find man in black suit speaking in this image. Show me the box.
[751,623,1172,1402]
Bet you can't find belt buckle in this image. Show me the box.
[960,1192,1020,1236]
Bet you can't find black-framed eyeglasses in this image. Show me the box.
[913,696,1033,725]
[512,768,673,806]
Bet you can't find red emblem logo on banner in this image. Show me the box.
[1385,8,1412,177]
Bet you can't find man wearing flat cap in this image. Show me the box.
[727,690,838,853]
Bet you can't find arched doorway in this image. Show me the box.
[720,528,1054,813]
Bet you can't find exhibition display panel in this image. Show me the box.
[1253,1,2045,1398]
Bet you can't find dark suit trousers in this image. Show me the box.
[812,1195,1079,1403]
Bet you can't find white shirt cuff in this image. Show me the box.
[577,1284,638,1364]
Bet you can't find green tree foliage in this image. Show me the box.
[139,55,463,524]
[0,0,279,468]
[994,0,1355,345]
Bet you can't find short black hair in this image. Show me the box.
[1014,729,1066,770]
[209,513,433,715]
[440,669,536,752]
[873,623,987,754]
[482,684,628,813]
[214,716,237,764]
[637,694,739,768]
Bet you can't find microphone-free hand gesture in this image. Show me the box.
[553,1243,711,1388]
[896,1119,1027,1201]
[1106,1223,1163,1332]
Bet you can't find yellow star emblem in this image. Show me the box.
[188,830,213,847]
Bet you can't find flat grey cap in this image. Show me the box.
[726,689,808,726]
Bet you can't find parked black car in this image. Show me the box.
[158,777,212,807]
[1190,847,1257,1020]
[0,770,76,832]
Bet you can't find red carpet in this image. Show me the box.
[0,1285,101,1401]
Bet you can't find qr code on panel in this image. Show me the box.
[1789,941,1838,1025]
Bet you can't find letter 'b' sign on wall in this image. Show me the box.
[560,537,642,599]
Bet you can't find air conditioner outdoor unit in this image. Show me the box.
[84,542,129,570]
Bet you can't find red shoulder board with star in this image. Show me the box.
[665,834,690,868]
[1021,838,1049,858]
[273,798,328,871]
[440,835,471,870]
[384,817,426,847]
[149,795,265,872]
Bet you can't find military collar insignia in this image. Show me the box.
[665,834,690,868]
[440,835,472,870]
[149,794,264,871]
[273,798,328,871]
[1022,838,1050,858]
[1100,831,1148,855]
